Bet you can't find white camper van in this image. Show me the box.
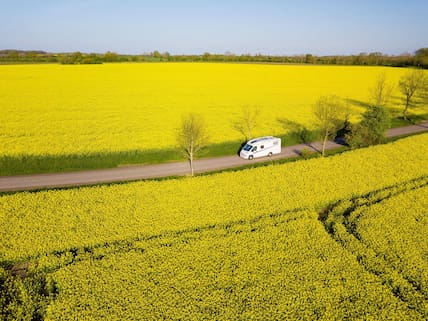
[239,136,281,160]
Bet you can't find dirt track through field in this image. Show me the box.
[0,122,427,192]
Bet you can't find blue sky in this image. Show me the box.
[1,0,427,55]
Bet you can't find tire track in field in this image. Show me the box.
[319,176,428,318]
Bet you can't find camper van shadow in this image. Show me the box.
[237,141,247,156]
[293,144,320,156]
[334,137,347,146]
[294,137,347,157]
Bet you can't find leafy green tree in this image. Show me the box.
[305,54,314,64]
[103,51,118,62]
[82,53,103,64]
[346,105,391,148]
[163,51,171,61]
[414,48,428,68]
[59,52,82,64]
[71,52,82,63]
[202,52,211,61]
[152,50,162,59]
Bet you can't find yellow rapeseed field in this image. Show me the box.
[1,134,427,320]
[0,63,424,157]
[1,133,427,261]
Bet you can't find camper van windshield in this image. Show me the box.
[243,144,252,151]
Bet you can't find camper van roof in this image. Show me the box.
[248,136,275,144]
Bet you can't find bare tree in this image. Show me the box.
[369,73,394,107]
[232,106,260,141]
[399,70,427,120]
[313,95,345,156]
[177,113,208,176]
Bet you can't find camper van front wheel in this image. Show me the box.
[248,155,254,160]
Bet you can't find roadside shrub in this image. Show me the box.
[300,147,311,159]
[346,105,391,148]
[298,127,317,143]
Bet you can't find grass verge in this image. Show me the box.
[0,115,426,176]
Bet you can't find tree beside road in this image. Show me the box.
[313,96,346,156]
[369,73,394,107]
[177,114,208,176]
[399,70,427,120]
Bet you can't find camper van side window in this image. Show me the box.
[251,146,257,152]
[261,145,264,149]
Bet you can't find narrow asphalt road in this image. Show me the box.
[1,121,427,192]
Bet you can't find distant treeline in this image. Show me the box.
[1,48,427,68]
